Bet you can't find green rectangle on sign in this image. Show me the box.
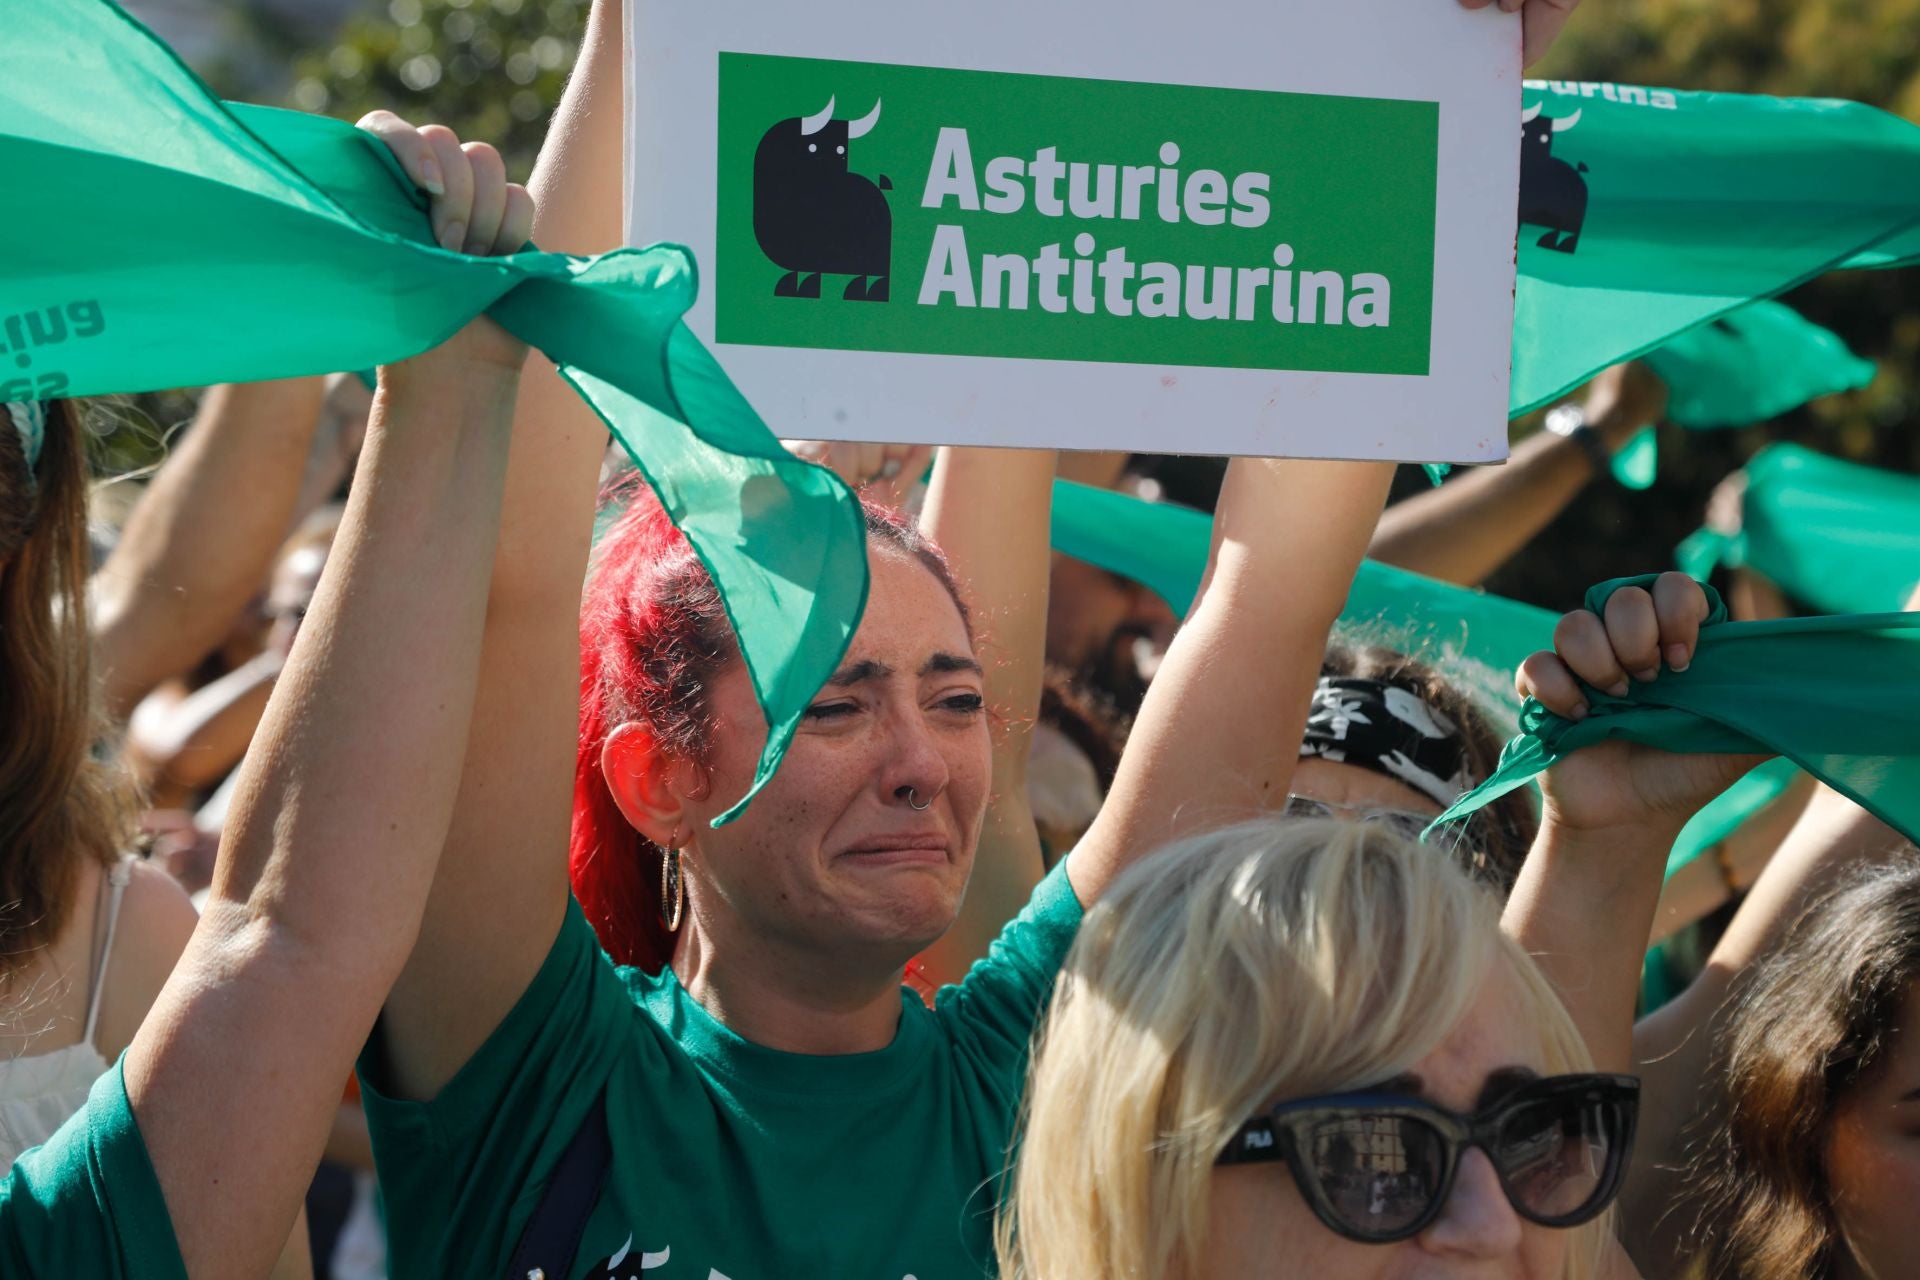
[716,53,1437,375]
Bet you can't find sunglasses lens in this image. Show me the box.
[1493,1091,1622,1223]
[1301,1114,1447,1239]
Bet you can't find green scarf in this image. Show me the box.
[1430,577,1920,846]
[3,0,867,820]
[1677,444,1920,616]
[1513,83,1920,417]
[1605,300,1876,491]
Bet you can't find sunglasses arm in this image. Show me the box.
[1216,1116,1287,1166]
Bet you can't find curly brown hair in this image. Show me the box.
[1690,857,1920,1280]
[0,400,137,980]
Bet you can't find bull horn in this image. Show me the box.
[845,98,882,139]
[1521,102,1543,124]
[1552,108,1582,132]
[799,95,835,136]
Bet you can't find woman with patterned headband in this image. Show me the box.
[1293,644,1539,892]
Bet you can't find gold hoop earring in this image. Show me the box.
[661,843,685,933]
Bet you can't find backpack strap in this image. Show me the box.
[504,1087,613,1280]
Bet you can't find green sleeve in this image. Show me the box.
[0,1058,187,1279]
[933,857,1085,1093]
[358,897,638,1275]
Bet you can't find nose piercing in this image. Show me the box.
[907,788,932,811]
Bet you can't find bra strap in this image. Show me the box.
[82,857,134,1047]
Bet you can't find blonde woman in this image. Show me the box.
[999,815,1639,1280]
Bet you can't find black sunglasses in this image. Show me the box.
[1281,794,1434,842]
[1217,1072,1639,1244]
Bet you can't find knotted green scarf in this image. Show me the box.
[3,0,866,820]
[1430,577,1920,846]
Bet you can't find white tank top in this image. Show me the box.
[0,855,133,1168]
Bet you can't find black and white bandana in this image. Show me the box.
[1298,676,1476,808]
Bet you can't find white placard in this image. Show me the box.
[626,0,1520,462]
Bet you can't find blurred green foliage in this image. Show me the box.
[287,0,586,183]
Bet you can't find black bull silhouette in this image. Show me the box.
[1519,103,1588,254]
[752,95,893,301]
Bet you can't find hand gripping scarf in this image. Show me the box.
[2,0,868,821]
[1051,481,1875,876]
[1677,444,1920,617]
[1429,576,1920,847]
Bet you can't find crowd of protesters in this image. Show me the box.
[2,0,1918,1278]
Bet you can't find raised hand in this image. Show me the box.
[355,111,536,368]
[1518,571,1766,834]
[783,439,936,510]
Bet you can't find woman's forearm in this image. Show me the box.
[126,345,523,1280]
[1072,458,1394,903]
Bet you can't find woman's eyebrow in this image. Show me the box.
[827,659,892,687]
[1476,1066,1542,1110]
[920,652,984,677]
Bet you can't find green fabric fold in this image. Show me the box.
[1429,576,1920,846]
[1601,300,1878,490]
[1643,301,1876,430]
[4,0,868,821]
[1676,444,1920,617]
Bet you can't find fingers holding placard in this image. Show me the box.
[1456,0,1580,67]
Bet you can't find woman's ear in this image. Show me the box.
[601,723,696,848]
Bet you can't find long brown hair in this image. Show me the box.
[0,400,135,978]
[1692,857,1920,1280]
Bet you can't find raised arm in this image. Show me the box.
[1067,458,1396,905]
[1369,363,1663,587]
[92,375,327,721]
[373,0,631,1099]
[1500,573,1761,1073]
[914,446,1055,982]
[121,129,533,1280]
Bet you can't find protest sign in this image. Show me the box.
[626,1,1522,463]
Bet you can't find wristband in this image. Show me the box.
[1544,404,1616,478]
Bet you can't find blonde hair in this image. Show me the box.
[997,817,1607,1279]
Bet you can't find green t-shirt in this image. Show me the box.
[0,1058,187,1278]
[361,859,1084,1280]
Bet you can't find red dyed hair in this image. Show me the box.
[569,477,968,971]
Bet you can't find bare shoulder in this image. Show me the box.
[95,859,200,1060]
